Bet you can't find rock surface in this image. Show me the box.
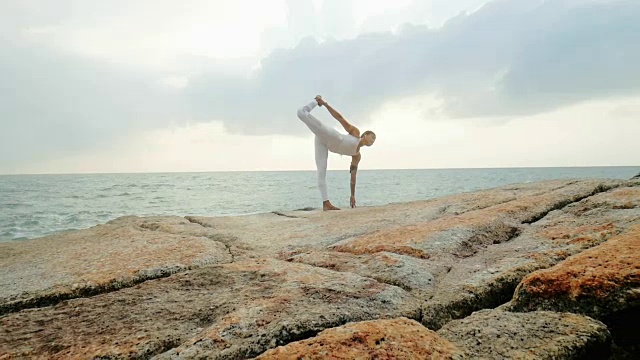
[421,183,640,329]
[283,250,449,297]
[256,317,465,360]
[0,216,233,315]
[510,224,640,348]
[0,178,638,359]
[511,224,640,317]
[0,259,418,359]
[437,309,611,359]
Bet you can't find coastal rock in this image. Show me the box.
[437,309,611,359]
[0,259,419,359]
[330,180,615,258]
[0,216,232,315]
[532,186,640,251]
[283,182,637,331]
[283,250,450,295]
[256,317,465,360]
[421,184,639,329]
[510,224,640,347]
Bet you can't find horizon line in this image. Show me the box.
[1,165,638,177]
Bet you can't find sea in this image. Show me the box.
[1,167,638,242]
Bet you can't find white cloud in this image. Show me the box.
[186,0,640,136]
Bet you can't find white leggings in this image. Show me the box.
[297,101,338,201]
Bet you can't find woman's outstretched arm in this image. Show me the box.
[315,96,360,137]
[349,153,361,208]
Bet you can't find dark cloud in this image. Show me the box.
[186,0,640,134]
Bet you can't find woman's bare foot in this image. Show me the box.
[323,200,340,211]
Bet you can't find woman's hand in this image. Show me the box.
[315,95,327,107]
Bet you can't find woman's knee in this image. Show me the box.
[297,108,308,120]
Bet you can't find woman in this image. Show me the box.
[296,95,376,211]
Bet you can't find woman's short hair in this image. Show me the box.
[362,130,376,138]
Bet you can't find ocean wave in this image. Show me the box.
[0,227,26,240]
[101,183,139,191]
[1,203,27,209]
[153,183,175,188]
[0,232,28,242]
[22,219,40,226]
[93,191,133,198]
[64,214,81,222]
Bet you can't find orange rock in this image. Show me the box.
[330,181,614,259]
[256,318,465,360]
[512,224,640,317]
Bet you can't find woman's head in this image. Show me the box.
[361,130,376,146]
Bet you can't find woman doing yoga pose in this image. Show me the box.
[296,95,376,210]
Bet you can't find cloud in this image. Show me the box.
[0,41,184,169]
[185,0,640,134]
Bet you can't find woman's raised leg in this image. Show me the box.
[297,101,335,144]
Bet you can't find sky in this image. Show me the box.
[1,0,638,174]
